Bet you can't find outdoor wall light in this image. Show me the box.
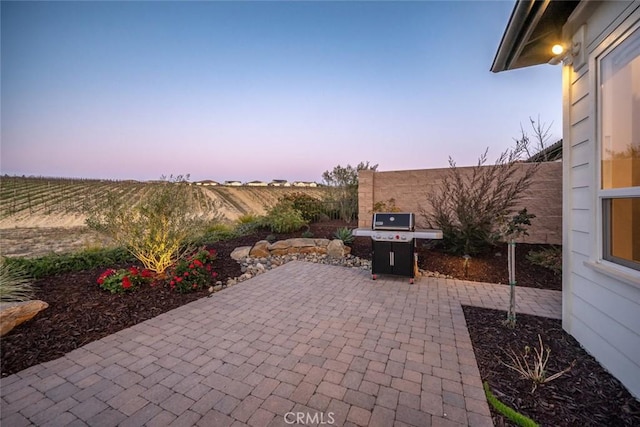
[548,42,581,66]
[551,44,565,55]
[548,25,586,71]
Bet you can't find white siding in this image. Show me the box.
[563,1,640,398]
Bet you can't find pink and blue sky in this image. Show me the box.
[1,1,562,183]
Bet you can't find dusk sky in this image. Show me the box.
[1,1,562,183]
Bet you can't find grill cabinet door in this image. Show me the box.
[372,241,414,278]
[391,243,413,277]
[372,241,393,275]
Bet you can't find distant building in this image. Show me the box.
[292,181,318,187]
[246,180,268,187]
[224,180,242,186]
[195,180,220,186]
[269,179,290,187]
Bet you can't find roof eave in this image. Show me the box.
[491,0,542,72]
[491,0,580,73]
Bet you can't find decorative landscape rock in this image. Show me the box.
[249,240,270,258]
[235,238,347,259]
[327,239,347,258]
[230,246,251,261]
[0,300,49,336]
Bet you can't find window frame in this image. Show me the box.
[595,19,640,273]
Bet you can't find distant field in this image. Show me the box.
[0,176,329,229]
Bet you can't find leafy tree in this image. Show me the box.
[322,161,378,223]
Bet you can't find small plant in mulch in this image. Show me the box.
[168,248,218,293]
[0,257,34,302]
[333,227,354,245]
[300,224,314,238]
[526,246,562,275]
[500,334,575,393]
[97,266,154,294]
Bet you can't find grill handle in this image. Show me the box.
[390,251,394,266]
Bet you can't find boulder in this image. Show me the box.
[230,246,251,261]
[287,238,316,248]
[314,239,330,248]
[327,239,347,259]
[249,240,270,258]
[0,300,49,336]
[269,240,291,251]
[299,246,320,254]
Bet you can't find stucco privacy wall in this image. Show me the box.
[358,162,562,245]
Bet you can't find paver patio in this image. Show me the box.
[0,261,561,426]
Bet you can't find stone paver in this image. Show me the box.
[1,261,561,426]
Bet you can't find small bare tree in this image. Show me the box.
[501,208,536,328]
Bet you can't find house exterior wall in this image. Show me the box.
[358,162,562,245]
[562,0,640,398]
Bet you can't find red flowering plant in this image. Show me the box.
[97,266,153,294]
[169,248,218,293]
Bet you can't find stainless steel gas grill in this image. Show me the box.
[352,213,443,283]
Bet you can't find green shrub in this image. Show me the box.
[202,222,237,240]
[236,213,261,224]
[278,193,324,222]
[334,227,355,245]
[261,200,307,233]
[204,222,235,234]
[0,258,34,302]
[234,214,264,235]
[527,246,562,275]
[3,247,135,279]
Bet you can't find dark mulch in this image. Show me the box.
[463,305,640,426]
[2,220,637,427]
[417,242,561,290]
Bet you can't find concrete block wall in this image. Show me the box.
[358,162,562,245]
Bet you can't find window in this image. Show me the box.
[599,25,640,271]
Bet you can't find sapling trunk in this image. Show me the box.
[507,240,517,327]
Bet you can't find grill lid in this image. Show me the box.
[372,212,415,230]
